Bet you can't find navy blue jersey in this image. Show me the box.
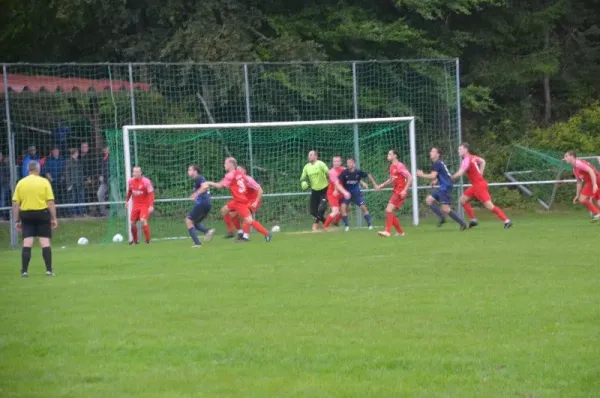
[339,168,369,192]
[433,160,453,191]
[193,175,211,204]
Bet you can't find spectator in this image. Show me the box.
[43,147,65,216]
[52,121,71,155]
[80,141,95,212]
[97,146,110,216]
[65,148,85,216]
[0,152,10,220]
[22,146,40,178]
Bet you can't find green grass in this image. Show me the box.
[1,213,600,397]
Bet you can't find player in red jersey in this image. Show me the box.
[125,166,155,244]
[225,165,265,238]
[323,156,351,230]
[375,149,412,237]
[207,157,271,243]
[451,142,512,228]
[563,150,600,221]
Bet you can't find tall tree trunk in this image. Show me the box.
[543,28,552,125]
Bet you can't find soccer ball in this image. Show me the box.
[112,233,124,243]
[271,225,281,233]
[77,237,89,245]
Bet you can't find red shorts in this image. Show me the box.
[248,200,262,213]
[464,184,491,203]
[131,206,150,222]
[226,200,251,218]
[327,193,340,208]
[389,192,406,209]
[581,185,600,200]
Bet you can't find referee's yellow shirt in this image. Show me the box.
[12,175,55,211]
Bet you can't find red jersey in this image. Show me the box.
[126,177,155,207]
[460,155,486,186]
[244,175,261,203]
[327,166,345,197]
[573,159,600,185]
[389,161,411,194]
[220,169,259,203]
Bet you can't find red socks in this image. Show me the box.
[142,224,151,242]
[581,199,600,215]
[223,213,235,233]
[232,216,242,231]
[323,215,334,228]
[385,212,403,234]
[333,213,342,224]
[243,220,269,236]
[131,225,138,242]
[462,202,476,219]
[491,206,508,222]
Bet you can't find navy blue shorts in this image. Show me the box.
[342,191,365,206]
[431,189,453,205]
[188,202,212,223]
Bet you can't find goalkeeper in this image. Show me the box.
[300,150,330,231]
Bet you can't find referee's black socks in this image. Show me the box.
[21,247,32,273]
[42,247,52,272]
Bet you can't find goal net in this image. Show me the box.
[104,117,417,242]
[505,145,600,209]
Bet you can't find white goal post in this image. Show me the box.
[122,117,417,240]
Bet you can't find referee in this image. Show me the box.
[300,150,329,231]
[12,161,57,277]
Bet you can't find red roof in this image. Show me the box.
[0,74,151,94]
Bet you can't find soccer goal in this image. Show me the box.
[105,117,417,242]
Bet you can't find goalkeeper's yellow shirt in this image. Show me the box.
[300,160,329,191]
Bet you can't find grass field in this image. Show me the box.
[1,213,599,397]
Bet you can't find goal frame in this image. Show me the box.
[122,117,417,240]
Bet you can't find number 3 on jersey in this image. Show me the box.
[236,176,246,193]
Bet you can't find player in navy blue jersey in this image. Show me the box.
[186,165,215,247]
[339,157,379,231]
[417,147,466,230]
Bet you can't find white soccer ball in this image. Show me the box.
[77,237,89,245]
[112,233,124,243]
[271,225,281,233]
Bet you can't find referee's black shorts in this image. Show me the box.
[20,209,52,239]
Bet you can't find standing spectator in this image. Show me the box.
[97,146,110,217]
[22,146,40,178]
[80,141,95,214]
[65,148,85,216]
[43,147,65,217]
[0,152,11,220]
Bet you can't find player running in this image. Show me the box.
[375,149,412,237]
[223,165,265,239]
[563,150,600,221]
[322,156,351,230]
[207,157,271,243]
[125,166,154,244]
[339,157,378,231]
[451,143,512,228]
[417,147,467,230]
[186,165,215,247]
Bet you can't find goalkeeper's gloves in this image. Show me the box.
[301,181,310,191]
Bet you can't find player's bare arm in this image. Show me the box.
[416,170,438,180]
[401,175,413,198]
[360,181,369,189]
[477,157,486,174]
[583,165,599,192]
[207,181,225,189]
[48,200,58,228]
[368,174,378,188]
[190,182,209,201]
[574,180,582,203]
[451,168,465,180]
[125,188,132,209]
[334,180,351,199]
[12,200,21,231]
[377,178,392,190]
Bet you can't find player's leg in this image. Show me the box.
[221,203,238,238]
[577,193,600,221]
[341,201,350,230]
[317,189,328,225]
[231,212,243,235]
[237,205,271,242]
[130,208,141,244]
[426,192,445,226]
[140,208,151,243]
[37,211,54,275]
[19,212,35,277]
[438,190,466,230]
[378,195,404,237]
[459,188,477,227]
[479,189,511,228]
[323,194,340,229]
[194,203,214,239]
[359,203,373,229]
[186,205,204,246]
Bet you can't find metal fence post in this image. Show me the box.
[128,63,139,165]
[3,64,18,249]
[243,63,254,177]
[455,58,465,219]
[352,62,362,228]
